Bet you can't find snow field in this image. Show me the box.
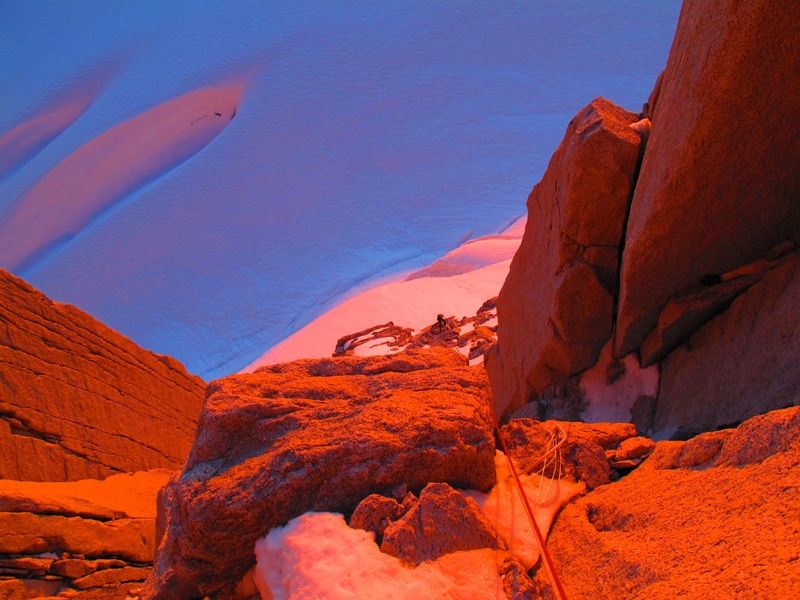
[0,2,681,379]
[245,218,525,369]
[0,86,242,272]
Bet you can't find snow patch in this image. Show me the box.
[462,451,583,570]
[404,217,526,281]
[245,259,510,369]
[253,451,582,599]
[253,512,507,600]
[578,339,660,424]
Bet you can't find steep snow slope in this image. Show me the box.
[246,218,525,368]
[0,2,680,379]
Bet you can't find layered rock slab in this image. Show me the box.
[0,469,167,598]
[0,469,171,520]
[0,268,205,481]
[142,348,496,599]
[538,407,800,599]
[615,0,800,356]
[487,98,641,419]
[655,254,800,434]
[0,512,155,564]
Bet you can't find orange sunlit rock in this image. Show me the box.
[0,268,205,481]
[380,483,501,565]
[535,407,800,598]
[0,469,172,520]
[142,347,496,600]
[487,98,642,419]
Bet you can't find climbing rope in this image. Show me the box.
[492,413,569,600]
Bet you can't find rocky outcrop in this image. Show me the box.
[486,0,800,438]
[535,407,800,599]
[614,0,800,357]
[0,268,205,482]
[143,348,496,600]
[500,420,637,490]
[333,296,499,364]
[380,483,500,565]
[654,254,800,434]
[0,469,169,599]
[487,98,642,419]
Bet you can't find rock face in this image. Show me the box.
[487,0,800,438]
[380,483,500,565]
[0,469,169,599]
[0,469,171,520]
[0,512,155,563]
[487,98,642,419]
[143,348,497,600]
[614,0,800,357]
[0,268,205,482]
[538,407,800,599]
[655,255,800,434]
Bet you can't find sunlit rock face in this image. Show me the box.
[615,0,800,357]
[0,470,170,598]
[380,482,500,565]
[142,348,496,600]
[486,97,642,419]
[535,407,800,599]
[0,268,205,481]
[489,0,800,437]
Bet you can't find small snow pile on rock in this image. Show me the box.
[253,512,505,600]
[578,339,659,424]
[463,451,584,570]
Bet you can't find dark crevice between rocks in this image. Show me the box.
[1,411,60,444]
[610,112,651,338]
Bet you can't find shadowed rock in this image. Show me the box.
[615,0,800,357]
[487,97,642,419]
[655,255,800,434]
[638,274,759,367]
[142,348,496,599]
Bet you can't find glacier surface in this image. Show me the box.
[0,2,680,379]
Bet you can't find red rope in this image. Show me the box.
[492,412,569,600]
